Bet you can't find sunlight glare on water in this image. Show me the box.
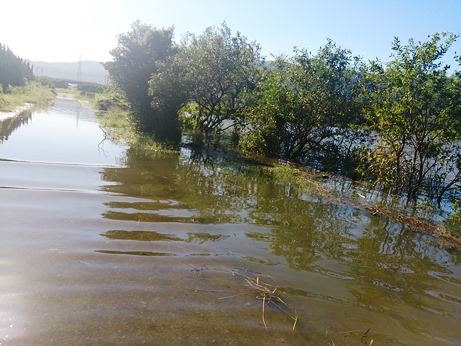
[0,95,126,166]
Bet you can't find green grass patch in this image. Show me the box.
[95,106,178,154]
[0,82,55,112]
[96,107,137,144]
[85,89,176,154]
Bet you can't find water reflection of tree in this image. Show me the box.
[101,145,183,200]
[0,111,32,143]
[99,143,461,341]
[100,144,460,271]
[338,213,461,341]
[266,203,359,268]
[265,195,461,340]
[176,149,268,224]
[101,145,302,225]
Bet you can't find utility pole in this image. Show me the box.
[77,55,82,84]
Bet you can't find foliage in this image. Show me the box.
[148,48,190,144]
[35,76,56,89]
[93,88,130,112]
[242,40,365,163]
[171,23,263,137]
[446,199,461,236]
[0,43,34,93]
[104,21,180,142]
[78,83,105,94]
[362,33,461,204]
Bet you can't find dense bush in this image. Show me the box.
[104,21,181,143]
[362,33,461,204]
[241,41,365,162]
[105,23,461,207]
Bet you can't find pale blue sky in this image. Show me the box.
[1,0,460,67]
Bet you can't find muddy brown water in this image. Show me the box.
[1,95,460,345]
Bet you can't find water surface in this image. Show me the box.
[1,96,461,345]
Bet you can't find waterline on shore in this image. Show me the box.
[0,103,34,121]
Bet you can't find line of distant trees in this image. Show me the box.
[0,43,34,93]
[101,22,461,205]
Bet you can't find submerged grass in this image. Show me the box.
[264,163,335,199]
[263,162,461,250]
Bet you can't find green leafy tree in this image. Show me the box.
[244,40,365,163]
[174,23,263,137]
[104,22,179,141]
[148,52,190,144]
[363,33,461,204]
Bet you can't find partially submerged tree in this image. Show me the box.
[175,23,263,137]
[363,33,461,204]
[148,51,190,144]
[243,40,365,163]
[104,21,180,142]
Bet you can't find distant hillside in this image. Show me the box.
[29,60,108,85]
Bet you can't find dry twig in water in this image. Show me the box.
[220,269,298,331]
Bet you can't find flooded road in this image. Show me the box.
[1,95,461,345]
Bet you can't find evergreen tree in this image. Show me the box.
[0,43,34,92]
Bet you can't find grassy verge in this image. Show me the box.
[95,105,178,154]
[96,106,138,144]
[0,82,55,112]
